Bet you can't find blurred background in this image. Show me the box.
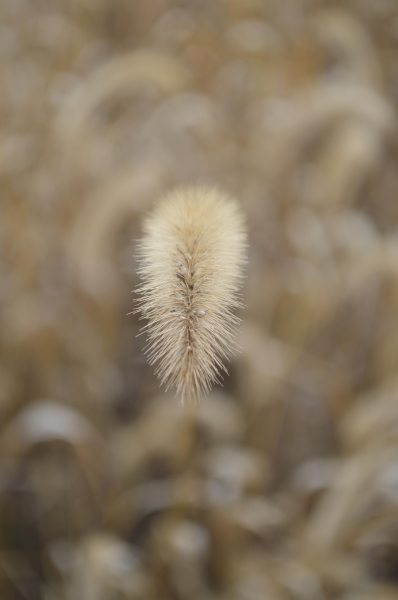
[2,0,398,598]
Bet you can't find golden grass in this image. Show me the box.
[2,1,398,598]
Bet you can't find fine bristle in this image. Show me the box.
[134,185,247,404]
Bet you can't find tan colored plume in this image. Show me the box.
[134,185,247,404]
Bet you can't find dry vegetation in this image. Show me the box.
[135,186,246,405]
[1,0,398,598]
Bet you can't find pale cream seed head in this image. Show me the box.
[134,185,247,404]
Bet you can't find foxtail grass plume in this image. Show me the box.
[135,185,247,404]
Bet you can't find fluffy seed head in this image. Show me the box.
[134,185,247,404]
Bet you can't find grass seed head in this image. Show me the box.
[134,185,247,404]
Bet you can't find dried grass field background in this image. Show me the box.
[1,0,398,598]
